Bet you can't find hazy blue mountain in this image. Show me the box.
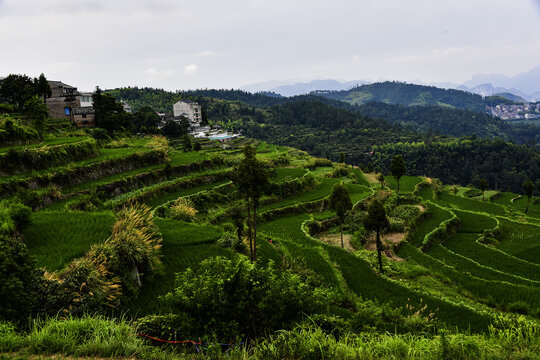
[241,79,370,96]
[463,65,540,96]
[493,92,527,103]
[462,83,529,100]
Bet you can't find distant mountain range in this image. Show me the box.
[240,65,540,101]
[312,82,514,113]
[241,79,369,97]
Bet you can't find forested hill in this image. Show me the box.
[106,87,287,112]
[313,81,515,112]
[356,102,507,138]
[108,87,540,145]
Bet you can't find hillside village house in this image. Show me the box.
[47,81,95,127]
[173,100,202,125]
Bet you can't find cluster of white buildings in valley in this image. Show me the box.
[486,103,540,120]
[172,99,240,141]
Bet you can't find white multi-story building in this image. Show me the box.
[79,92,93,107]
[173,100,202,124]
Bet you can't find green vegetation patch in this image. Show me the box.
[427,244,537,287]
[453,209,497,233]
[384,175,422,193]
[497,218,540,263]
[24,211,115,271]
[408,203,453,247]
[444,233,540,282]
[259,178,340,213]
[436,192,507,216]
[272,167,307,182]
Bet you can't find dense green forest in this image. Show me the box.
[371,138,540,193]
[314,81,515,111]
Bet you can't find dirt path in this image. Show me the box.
[316,233,354,251]
[364,232,405,261]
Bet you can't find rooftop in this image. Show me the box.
[49,80,76,89]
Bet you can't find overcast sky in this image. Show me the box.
[1,0,540,91]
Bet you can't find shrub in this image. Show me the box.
[350,229,369,250]
[304,157,333,170]
[0,116,41,146]
[329,163,349,178]
[464,188,482,198]
[162,257,328,340]
[0,236,47,324]
[170,197,198,222]
[1,200,35,235]
[217,231,247,253]
[7,202,32,231]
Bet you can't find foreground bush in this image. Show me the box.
[160,257,329,340]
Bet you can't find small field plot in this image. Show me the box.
[384,175,422,193]
[510,196,540,218]
[24,211,115,271]
[0,136,87,154]
[280,241,340,287]
[146,180,229,208]
[497,219,540,264]
[401,243,540,312]
[259,213,311,245]
[453,210,497,233]
[155,218,222,246]
[168,150,209,165]
[271,167,307,182]
[443,233,540,282]
[408,203,453,247]
[435,193,507,216]
[491,192,517,206]
[259,178,340,213]
[346,183,372,204]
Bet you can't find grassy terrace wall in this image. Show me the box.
[106,169,232,210]
[0,137,99,175]
[65,157,226,200]
[0,149,166,199]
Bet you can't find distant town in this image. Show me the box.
[486,103,540,120]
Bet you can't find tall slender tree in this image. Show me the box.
[35,73,51,104]
[522,179,535,214]
[329,182,352,249]
[390,155,407,194]
[364,199,389,273]
[479,178,488,201]
[377,173,385,189]
[232,145,270,262]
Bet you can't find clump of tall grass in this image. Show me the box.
[170,197,198,222]
[27,315,142,357]
[146,135,169,155]
[0,322,26,352]
[49,203,163,314]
